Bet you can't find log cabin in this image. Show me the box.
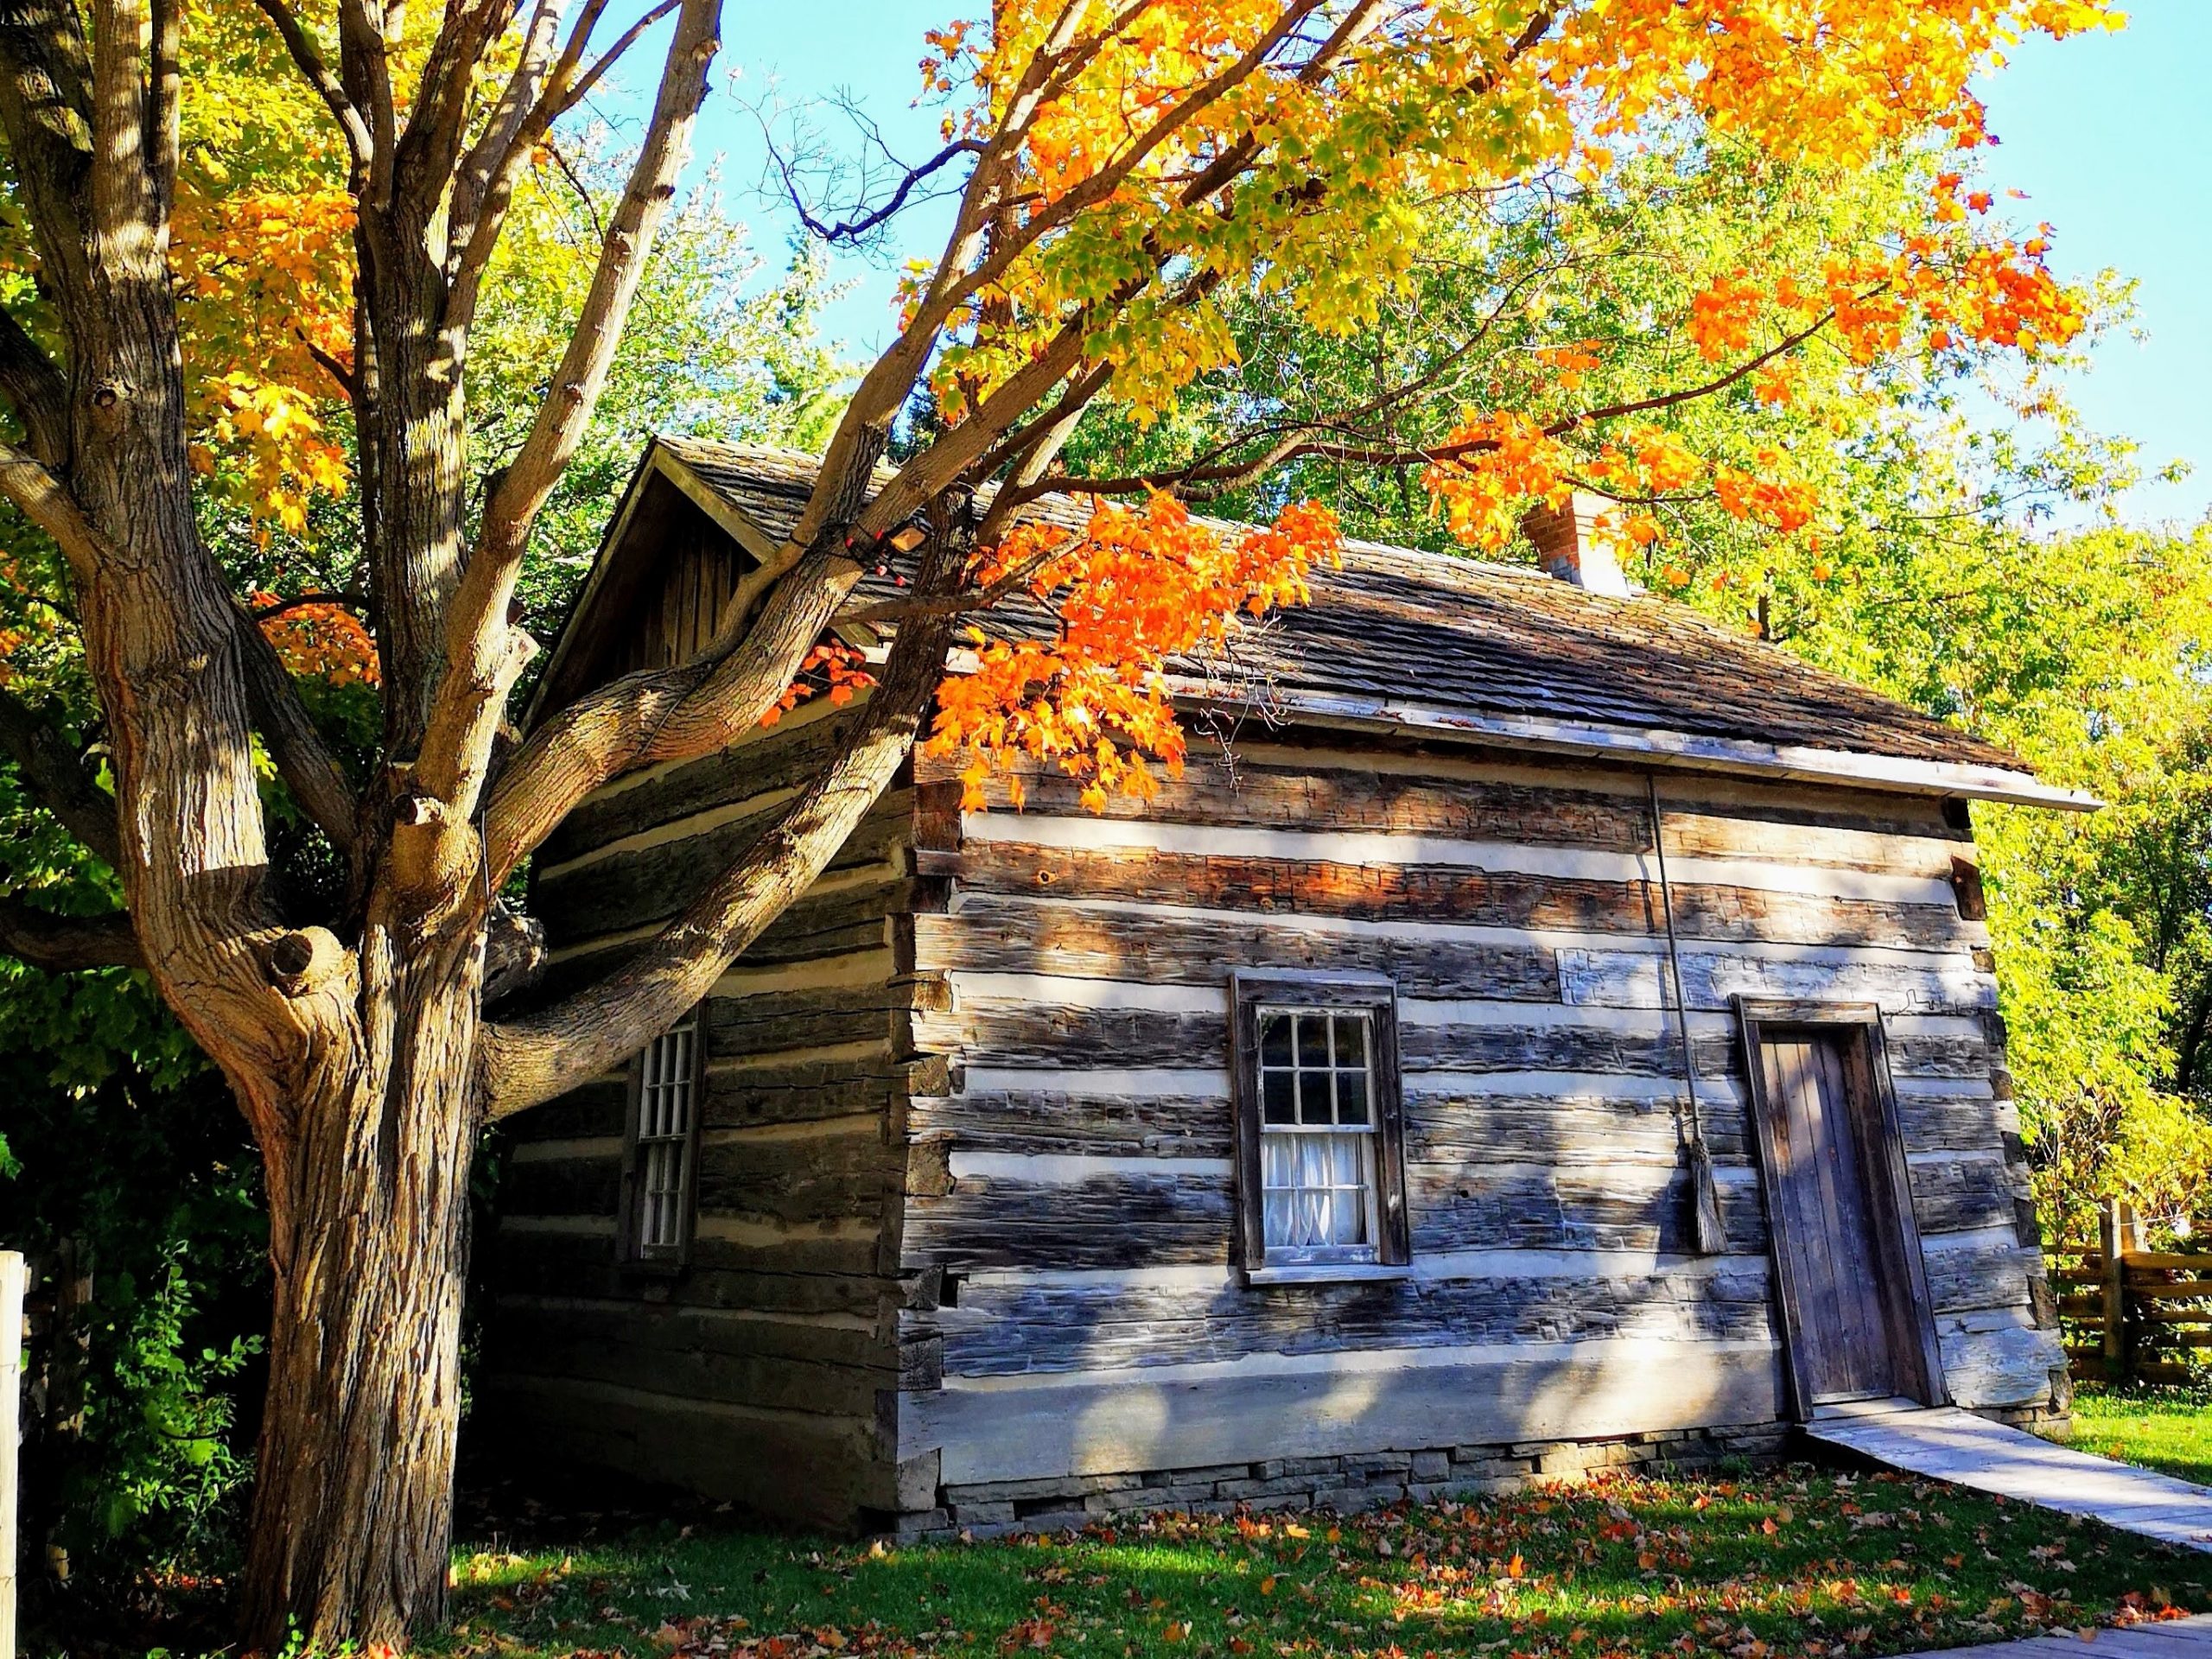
[483,438,2094,1536]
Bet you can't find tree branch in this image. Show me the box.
[0,0,98,297]
[86,0,156,244]
[769,132,986,245]
[0,440,118,582]
[415,0,721,820]
[231,601,363,862]
[482,541,859,888]
[480,532,963,1117]
[252,0,372,171]
[0,304,72,466]
[146,0,180,219]
[0,895,142,971]
[1050,308,1845,499]
[0,683,121,867]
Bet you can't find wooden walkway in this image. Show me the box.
[1804,1402,2212,1554]
[1891,1612,2212,1659]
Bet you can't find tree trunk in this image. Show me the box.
[241,920,484,1654]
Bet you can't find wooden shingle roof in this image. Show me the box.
[535,438,2091,810]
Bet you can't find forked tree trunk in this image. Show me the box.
[241,921,486,1654]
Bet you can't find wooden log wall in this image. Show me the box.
[487,696,933,1527]
[891,737,2064,1491]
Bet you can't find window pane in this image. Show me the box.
[1260,1013,1293,1067]
[1298,1065,1335,1125]
[1294,1014,1328,1069]
[1262,1069,1296,1124]
[1337,1067,1369,1124]
[1334,1015,1367,1069]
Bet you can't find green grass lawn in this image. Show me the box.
[429,1465,2212,1659]
[2064,1383,2212,1485]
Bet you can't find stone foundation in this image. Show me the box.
[889,1422,1796,1540]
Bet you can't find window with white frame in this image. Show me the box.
[1232,976,1410,1278]
[626,1007,702,1262]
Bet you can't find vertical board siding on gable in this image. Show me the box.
[487,696,914,1524]
[893,738,2059,1484]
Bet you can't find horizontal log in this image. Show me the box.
[501,1149,621,1219]
[1893,1090,2009,1154]
[902,1171,1233,1271]
[1559,946,1993,1016]
[921,994,1986,1091]
[1407,1091,1748,1165]
[2125,1252,2212,1271]
[484,1373,893,1526]
[540,794,908,946]
[1921,1234,2041,1317]
[1409,1161,1770,1255]
[694,1122,890,1227]
[704,982,906,1060]
[920,995,1748,1078]
[896,1335,1786,1485]
[702,1051,914,1132]
[931,842,1968,950]
[501,1337,886,1418]
[546,704,868,867]
[489,1245,887,1319]
[509,1074,629,1141]
[915,899,1560,1001]
[925,1263,1776,1379]
[1938,1318,2063,1410]
[536,876,910,997]
[1908,1154,2021,1237]
[933,751,1964,874]
[909,1091,1236,1160]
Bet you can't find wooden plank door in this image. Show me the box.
[1757,1031,1897,1403]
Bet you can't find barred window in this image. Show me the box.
[626,1007,702,1263]
[1232,976,1410,1281]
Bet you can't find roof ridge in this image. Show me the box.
[623,434,2036,783]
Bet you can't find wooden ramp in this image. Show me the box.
[1803,1402,2212,1554]
[1891,1613,2212,1659]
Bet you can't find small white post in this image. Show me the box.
[1,1249,23,1659]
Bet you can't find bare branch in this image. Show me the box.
[445,0,569,285]
[252,0,372,170]
[0,683,121,867]
[547,0,680,117]
[0,896,142,971]
[768,130,986,245]
[1052,308,1844,499]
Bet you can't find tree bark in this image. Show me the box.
[241,917,483,1654]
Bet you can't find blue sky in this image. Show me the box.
[686,3,2210,531]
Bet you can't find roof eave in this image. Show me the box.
[1159,677,2100,811]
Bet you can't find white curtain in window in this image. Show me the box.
[1262,1131,1370,1249]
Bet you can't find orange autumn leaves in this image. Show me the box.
[896,0,2112,807]
[925,496,1340,811]
[173,187,356,539]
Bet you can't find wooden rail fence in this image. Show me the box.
[2050,1198,2212,1386]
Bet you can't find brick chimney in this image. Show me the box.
[1523,491,1633,598]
